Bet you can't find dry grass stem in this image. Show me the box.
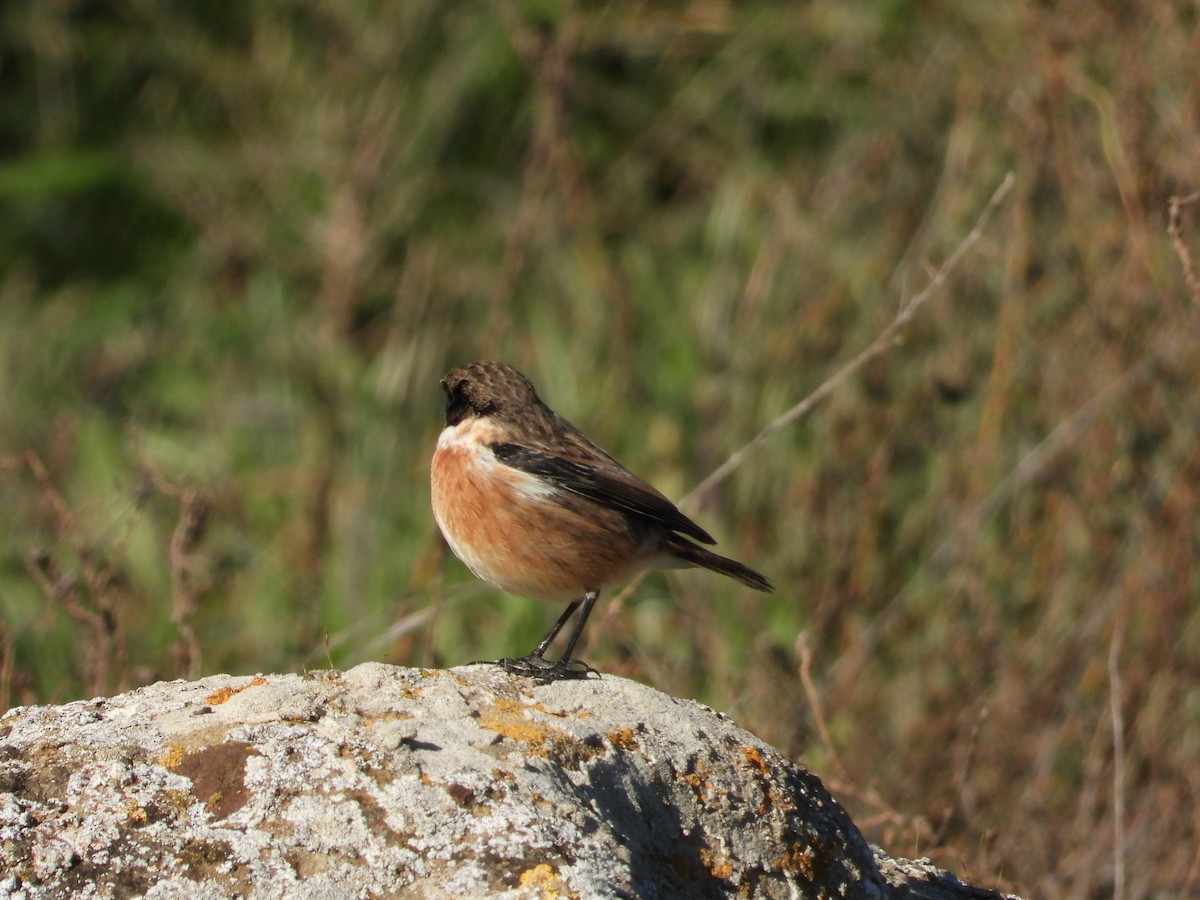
[1167,190,1200,308]
[1108,622,1126,900]
[680,172,1016,511]
[795,631,846,781]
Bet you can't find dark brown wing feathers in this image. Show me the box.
[664,537,773,592]
[490,442,717,545]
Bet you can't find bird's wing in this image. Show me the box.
[490,442,716,545]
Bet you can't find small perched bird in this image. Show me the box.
[430,360,772,681]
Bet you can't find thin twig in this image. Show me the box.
[169,490,210,679]
[1183,843,1200,898]
[0,621,13,714]
[1167,189,1200,309]
[23,451,121,696]
[795,631,847,780]
[605,173,1016,639]
[933,705,988,845]
[680,172,1015,510]
[134,440,211,680]
[941,361,1146,566]
[1109,621,1126,900]
[23,449,74,531]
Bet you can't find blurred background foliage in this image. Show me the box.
[2,0,1199,895]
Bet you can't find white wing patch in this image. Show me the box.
[436,420,558,505]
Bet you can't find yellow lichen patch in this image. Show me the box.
[606,728,638,751]
[518,863,577,898]
[202,790,226,815]
[402,685,424,700]
[157,745,186,769]
[362,709,416,728]
[511,688,594,721]
[682,771,710,799]
[124,800,148,825]
[160,789,194,818]
[206,675,268,706]
[478,699,556,749]
[512,696,571,719]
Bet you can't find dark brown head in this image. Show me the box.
[440,360,545,427]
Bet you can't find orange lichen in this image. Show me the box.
[742,744,770,775]
[699,847,734,880]
[606,728,639,751]
[741,743,781,812]
[478,698,565,751]
[205,675,267,706]
[680,760,713,801]
[774,842,818,881]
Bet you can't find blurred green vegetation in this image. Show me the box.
[2,1,1198,895]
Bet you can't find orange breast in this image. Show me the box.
[430,424,655,600]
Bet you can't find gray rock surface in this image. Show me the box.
[0,663,1020,898]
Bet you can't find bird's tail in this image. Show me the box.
[665,538,773,592]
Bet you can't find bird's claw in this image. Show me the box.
[472,654,599,684]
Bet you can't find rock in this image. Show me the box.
[0,663,1021,899]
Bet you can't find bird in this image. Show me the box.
[430,360,772,681]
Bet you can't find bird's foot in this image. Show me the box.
[472,654,599,684]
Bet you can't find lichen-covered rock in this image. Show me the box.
[0,663,1018,899]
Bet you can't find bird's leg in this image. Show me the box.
[556,590,598,665]
[489,591,601,683]
[529,597,583,659]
